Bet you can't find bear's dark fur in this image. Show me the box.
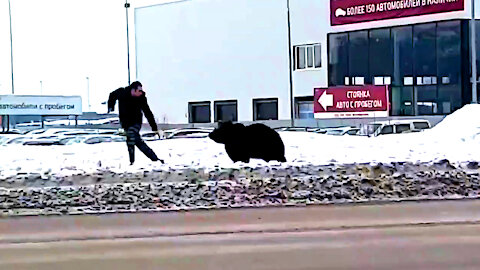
[208,121,287,163]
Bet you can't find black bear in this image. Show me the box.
[208,121,287,163]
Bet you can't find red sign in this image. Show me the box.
[331,0,464,26]
[314,85,389,119]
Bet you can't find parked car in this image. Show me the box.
[166,128,214,139]
[15,122,43,128]
[2,136,34,145]
[110,136,127,142]
[316,126,360,136]
[24,128,119,137]
[0,134,23,145]
[97,129,119,135]
[56,136,87,145]
[44,119,78,126]
[0,136,9,145]
[57,135,126,145]
[60,129,113,136]
[87,117,120,125]
[141,130,165,141]
[82,136,114,144]
[274,127,322,132]
[22,136,63,146]
[23,128,73,137]
[358,119,431,137]
[0,129,23,134]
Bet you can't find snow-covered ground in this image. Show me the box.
[1,105,479,180]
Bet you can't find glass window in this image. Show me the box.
[295,96,314,119]
[295,44,321,70]
[473,20,480,103]
[390,86,402,116]
[328,33,348,86]
[401,87,415,116]
[314,44,321,68]
[417,85,437,101]
[392,26,413,86]
[307,47,314,68]
[476,20,480,87]
[413,24,438,115]
[348,31,369,82]
[437,21,462,114]
[413,121,430,129]
[391,86,415,116]
[359,123,381,136]
[437,21,461,85]
[85,138,101,144]
[253,98,278,121]
[214,100,238,122]
[294,96,314,119]
[296,46,306,69]
[414,23,436,76]
[369,28,393,78]
[417,101,438,115]
[346,129,359,135]
[438,84,461,114]
[188,102,211,123]
[395,124,410,133]
[380,125,394,134]
[298,102,313,119]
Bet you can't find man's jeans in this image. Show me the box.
[126,124,159,164]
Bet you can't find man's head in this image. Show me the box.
[129,81,144,97]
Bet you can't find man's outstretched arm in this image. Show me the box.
[107,88,121,113]
[141,96,158,131]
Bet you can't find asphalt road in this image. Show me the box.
[2,200,480,270]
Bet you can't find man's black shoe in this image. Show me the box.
[153,158,165,164]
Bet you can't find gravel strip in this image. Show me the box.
[1,159,479,217]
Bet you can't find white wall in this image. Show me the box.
[135,0,291,123]
[290,0,329,97]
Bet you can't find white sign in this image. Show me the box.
[0,95,82,115]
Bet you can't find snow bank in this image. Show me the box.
[428,104,480,142]
[0,105,479,180]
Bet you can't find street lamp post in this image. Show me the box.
[472,0,478,103]
[86,77,91,111]
[125,0,131,85]
[8,0,14,95]
[7,0,14,131]
[287,0,295,127]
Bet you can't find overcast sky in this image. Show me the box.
[0,0,169,112]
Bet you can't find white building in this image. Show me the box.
[134,0,480,125]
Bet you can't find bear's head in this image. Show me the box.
[208,121,234,144]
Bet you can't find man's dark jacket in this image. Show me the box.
[107,87,158,131]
